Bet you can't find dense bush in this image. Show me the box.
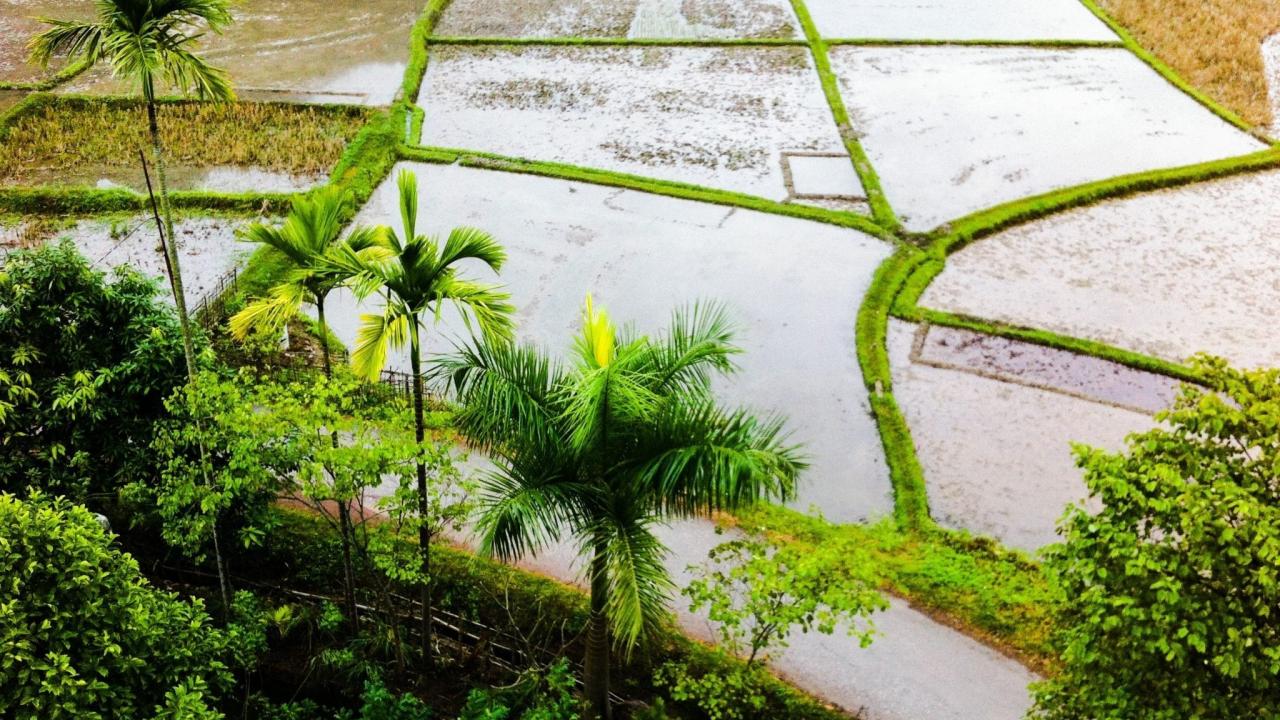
[1032,358,1280,719]
[0,241,188,498]
[0,492,231,719]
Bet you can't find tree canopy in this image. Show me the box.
[1032,357,1280,720]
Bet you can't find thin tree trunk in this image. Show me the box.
[146,98,231,613]
[409,317,434,666]
[584,541,612,720]
[318,298,360,631]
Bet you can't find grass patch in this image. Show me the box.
[786,0,899,230]
[0,95,373,184]
[735,504,1059,674]
[1081,0,1274,132]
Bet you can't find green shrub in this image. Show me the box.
[0,492,231,719]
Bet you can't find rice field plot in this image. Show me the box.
[0,99,369,192]
[3,214,256,307]
[435,0,800,39]
[60,0,423,105]
[887,320,1163,552]
[0,0,94,84]
[829,45,1264,231]
[805,0,1116,42]
[418,45,856,204]
[320,162,896,523]
[923,169,1280,370]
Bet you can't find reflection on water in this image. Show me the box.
[61,0,422,105]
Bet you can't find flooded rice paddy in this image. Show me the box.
[436,0,799,38]
[805,0,1116,41]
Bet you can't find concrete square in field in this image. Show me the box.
[830,46,1265,231]
[784,153,866,198]
[419,45,849,201]
[805,0,1116,41]
[435,0,800,39]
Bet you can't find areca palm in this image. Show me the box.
[431,297,805,719]
[336,168,515,664]
[229,186,380,626]
[29,0,236,380]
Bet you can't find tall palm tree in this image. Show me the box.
[431,297,806,719]
[229,186,380,626]
[29,0,236,380]
[336,168,515,665]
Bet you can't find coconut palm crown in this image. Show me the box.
[431,296,806,718]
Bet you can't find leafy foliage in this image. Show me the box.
[0,241,186,497]
[458,658,581,720]
[0,492,231,719]
[1031,358,1280,719]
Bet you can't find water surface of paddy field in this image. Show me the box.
[419,45,848,202]
[806,0,1116,41]
[0,89,25,113]
[923,170,1280,369]
[830,46,1264,231]
[888,320,1157,552]
[2,215,256,307]
[320,162,895,523]
[60,0,422,105]
[0,99,368,190]
[0,0,93,84]
[436,0,800,39]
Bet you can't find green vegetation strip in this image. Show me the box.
[787,0,899,231]
[401,0,455,101]
[401,144,898,241]
[427,36,810,47]
[824,38,1124,48]
[1077,0,1266,137]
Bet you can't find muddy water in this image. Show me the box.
[0,89,26,114]
[61,0,421,105]
[437,0,798,38]
[916,324,1182,414]
[6,163,324,194]
[0,0,94,83]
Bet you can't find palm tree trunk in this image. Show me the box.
[409,316,434,666]
[145,99,197,380]
[318,297,359,632]
[584,540,612,720]
[146,98,231,614]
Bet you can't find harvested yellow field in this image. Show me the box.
[1097,0,1280,128]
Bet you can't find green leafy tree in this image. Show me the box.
[657,535,885,719]
[334,168,515,665]
[1031,357,1280,720]
[0,241,186,498]
[433,297,805,719]
[0,491,231,719]
[29,0,236,379]
[229,189,382,623]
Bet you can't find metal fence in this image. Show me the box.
[192,267,240,329]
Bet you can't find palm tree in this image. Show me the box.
[336,168,515,665]
[29,0,236,380]
[229,186,380,627]
[431,296,806,719]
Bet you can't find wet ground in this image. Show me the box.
[805,0,1116,41]
[6,163,325,194]
[0,0,93,84]
[60,0,423,105]
[7,215,256,307]
[322,161,896,523]
[419,45,849,201]
[923,169,1280,369]
[436,0,800,38]
[888,319,1156,551]
[831,46,1264,231]
[0,89,25,114]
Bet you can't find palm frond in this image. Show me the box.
[625,399,805,517]
[351,306,409,381]
[592,518,672,655]
[227,282,306,341]
[396,169,419,244]
[27,20,103,67]
[430,339,564,445]
[437,226,508,273]
[474,458,586,562]
[435,276,516,345]
[647,300,741,394]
